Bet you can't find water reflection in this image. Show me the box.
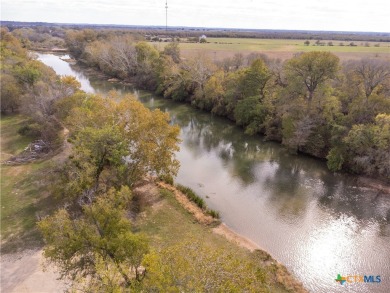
[139,90,390,293]
[38,54,390,293]
[36,53,95,93]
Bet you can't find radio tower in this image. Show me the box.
[165,0,168,32]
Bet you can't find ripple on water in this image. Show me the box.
[37,53,390,293]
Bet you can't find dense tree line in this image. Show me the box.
[65,30,390,180]
[134,29,390,42]
[11,27,65,50]
[1,28,80,145]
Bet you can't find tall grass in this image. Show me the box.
[176,184,205,209]
[175,184,220,219]
[206,209,220,219]
[159,174,174,185]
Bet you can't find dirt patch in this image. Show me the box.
[212,223,262,252]
[0,152,14,161]
[133,177,161,207]
[2,128,71,166]
[2,164,30,178]
[51,128,72,164]
[0,249,66,293]
[157,182,216,225]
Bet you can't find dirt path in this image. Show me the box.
[51,128,72,164]
[0,127,71,293]
[1,250,66,293]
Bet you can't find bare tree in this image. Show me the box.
[352,58,390,98]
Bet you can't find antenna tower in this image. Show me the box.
[165,1,168,32]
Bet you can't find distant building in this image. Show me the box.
[199,35,207,43]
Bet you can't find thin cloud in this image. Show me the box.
[1,0,389,32]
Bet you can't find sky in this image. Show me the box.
[1,0,390,32]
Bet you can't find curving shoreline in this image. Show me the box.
[36,52,390,293]
[65,59,390,194]
[157,180,308,293]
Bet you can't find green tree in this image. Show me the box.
[39,186,149,292]
[134,42,160,89]
[285,52,339,108]
[204,70,227,115]
[58,94,180,199]
[0,74,22,113]
[234,96,268,135]
[163,42,181,63]
[239,59,271,100]
[59,125,128,200]
[343,114,390,178]
[13,60,43,86]
[154,55,189,101]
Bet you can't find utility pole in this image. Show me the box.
[165,0,168,32]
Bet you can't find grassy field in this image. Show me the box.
[0,115,60,253]
[153,37,390,61]
[196,38,389,53]
[1,115,32,160]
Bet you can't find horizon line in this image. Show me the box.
[2,20,390,35]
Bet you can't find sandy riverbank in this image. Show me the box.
[0,249,66,293]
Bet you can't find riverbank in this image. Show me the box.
[0,175,306,293]
[31,47,68,53]
[66,58,390,194]
[154,181,307,293]
[1,114,306,292]
[35,52,390,293]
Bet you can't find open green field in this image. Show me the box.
[0,115,60,253]
[195,38,389,53]
[153,37,390,61]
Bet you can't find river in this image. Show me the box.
[37,53,390,293]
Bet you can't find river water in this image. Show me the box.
[38,53,390,293]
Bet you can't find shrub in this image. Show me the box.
[176,184,222,219]
[18,123,42,138]
[176,184,206,209]
[206,209,220,219]
[159,174,174,185]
